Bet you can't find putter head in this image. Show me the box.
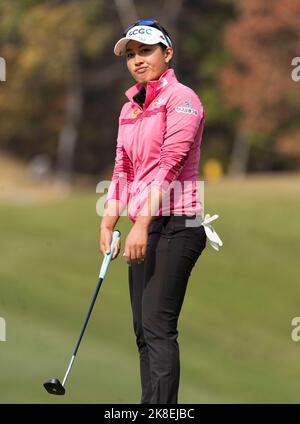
[43,378,65,395]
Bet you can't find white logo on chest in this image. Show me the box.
[152,97,166,107]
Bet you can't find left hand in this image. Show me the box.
[123,222,148,264]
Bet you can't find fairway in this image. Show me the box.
[0,174,300,403]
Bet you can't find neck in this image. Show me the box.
[141,68,170,88]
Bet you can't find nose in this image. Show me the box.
[134,54,144,66]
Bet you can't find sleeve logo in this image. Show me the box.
[175,100,198,116]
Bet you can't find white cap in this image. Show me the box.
[114,25,172,56]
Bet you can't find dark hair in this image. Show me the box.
[150,23,173,67]
[153,23,172,43]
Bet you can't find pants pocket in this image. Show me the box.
[181,226,207,267]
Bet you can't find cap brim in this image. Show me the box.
[113,36,159,56]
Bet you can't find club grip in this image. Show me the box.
[99,229,121,279]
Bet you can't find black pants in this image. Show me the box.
[128,214,207,404]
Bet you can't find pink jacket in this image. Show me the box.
[105,68,205,223]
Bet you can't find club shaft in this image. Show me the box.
[62,355,75,386]
[61,277,104,387]
[60,276,104,389]
[72,277,104,358]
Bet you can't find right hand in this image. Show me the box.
[100,226,121,260]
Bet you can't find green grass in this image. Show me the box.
[0,173,300,403]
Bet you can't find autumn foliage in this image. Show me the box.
[220,0,300,158]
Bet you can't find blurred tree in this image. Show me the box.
[0,0,113,180]
[178,0,236,172]
[113,0,138,29]
[1,0,298,178]
[219,0,300,174]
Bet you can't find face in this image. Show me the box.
[125,40,173,86]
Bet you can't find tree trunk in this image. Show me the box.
[160,0,184,70]
[56,47,83,184]
[114,0,138,30]
[228,131,251,176]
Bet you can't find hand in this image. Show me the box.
[123,222,148,264]
[100,226,121,260]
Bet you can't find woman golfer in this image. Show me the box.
[100,19,221,404]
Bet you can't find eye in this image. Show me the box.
[126,52,134,59]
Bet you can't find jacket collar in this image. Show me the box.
[125,68,178,109]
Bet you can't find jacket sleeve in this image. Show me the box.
[104,108,134,208]
[152,89,205,192]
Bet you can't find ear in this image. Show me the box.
[165,47,174,64]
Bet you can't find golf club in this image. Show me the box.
[43,229,121,396]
